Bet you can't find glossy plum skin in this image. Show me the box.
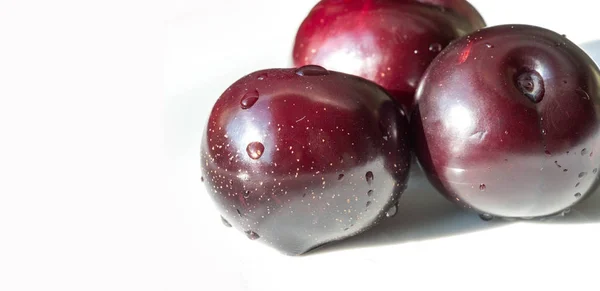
[201,66,411,255]
[412,25,600,219]
[293,0,485,111]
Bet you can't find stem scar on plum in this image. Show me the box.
[514,69,545,103]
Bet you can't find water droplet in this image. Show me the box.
[554,161,562,168]
[367,190,373,197]
[575,192,582,198]
[257,73,267,80]
[337,174,344,181]
[579,172,587,178]
[564,169,568,172]
[594,168,598,174]
[541,129,547,135]
[246,142,265,159]
[479,213,494,221]
[562,208,571,216]
[201,176,204,182]
[485,43,494,48]
[413,50,419,54]
[479,184,486,191]
[504,130,509,135]
[515,70,545,103]
[240,90,259,109]
[385,204,398,218]
[365,171,374,185]
[221,216,232,227]
[545,150,552,156]
[245,230,260,240]
[236,209,242,216]
[576,88,591,100]
[295,65,329,76]
[243,190,251,198]
[429,43,442,52]
[581,148,588,156]
[366,201,371,207]
[576,182,580,187]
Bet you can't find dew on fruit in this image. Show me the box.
[338,174,344,181]
[385,204,398,218]
[515,70,545,103]
[579,172,587,178]
[576,182,580,187]
[245,230,260,240]
[257,73,267,80]
[414,50,419,54]
[479,213,493,221]
[485,43,494,48]
[243,190,251,198]
[429,43,442,52]
[295,65,329,76]
[581,148,588,156]
[575,192,582,198]
[367,190,373,197]
[246,142,265,159]
[545,150,551,156]
[236,209,242,216]
[366,201,371,207]
[366,171,374,185]
[593,168,598,174]
[240,90,260,109]
[221,216,232,227]
[563,169,568,172]
[541,129,547,135]
[201,176,204,182]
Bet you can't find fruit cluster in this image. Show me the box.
[200,0,600,255]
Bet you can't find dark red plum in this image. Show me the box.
[412,25,600,219]
[293,0,485,111]
[201,66,411,255]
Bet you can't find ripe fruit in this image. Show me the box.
[293,0,485,110]
[412,25,600,219]
[201,66,411,255]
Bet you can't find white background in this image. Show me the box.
[2,0,600,290]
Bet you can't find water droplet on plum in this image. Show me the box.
[429,43,442,52]
[221,216,232,227]
[240,90,259,109]
[385,204,398,218]
[479,213,494,221]
[245,230,260,240]
[246,142,265,159]
[295,65,329,76]
[365,171,374,185]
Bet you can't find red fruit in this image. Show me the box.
[412,25,600,218]
[293,0,485,111]
[201,66,411,255]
